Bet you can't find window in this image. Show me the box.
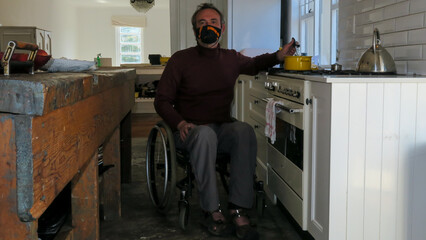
[300,0,316,56]
[117,27,143,64]
[331,0,339,64]
[296,0,339,66]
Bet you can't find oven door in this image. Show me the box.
[267,94,304,198]
[267,94,304,170]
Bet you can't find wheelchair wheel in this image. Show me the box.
[146,121,177,214]
[178,200,190,231]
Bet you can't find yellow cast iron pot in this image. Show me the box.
[284,56,312,71]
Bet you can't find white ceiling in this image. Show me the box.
[67,0,169,9]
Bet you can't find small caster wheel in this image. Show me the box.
[179,200,190,230]
[256,192,265,217]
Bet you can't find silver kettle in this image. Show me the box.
[356,28,396,73]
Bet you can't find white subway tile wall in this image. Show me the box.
[340,0,426,74]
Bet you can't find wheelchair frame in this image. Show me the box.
[146,121,265,231]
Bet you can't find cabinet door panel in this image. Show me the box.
[308,81,331,240]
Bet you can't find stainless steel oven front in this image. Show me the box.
[264,74,311,229]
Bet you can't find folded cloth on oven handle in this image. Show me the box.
[261,98,303,113]
[264,98,283,144]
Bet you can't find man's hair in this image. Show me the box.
[191,3,225,32]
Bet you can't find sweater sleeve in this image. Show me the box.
[237,51,280,75]
[154,56,184,130]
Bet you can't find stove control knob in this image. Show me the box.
[288,89,294,96]
[292,91,301,98]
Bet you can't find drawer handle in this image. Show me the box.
[254,125,259,129]
[254,100,259,104]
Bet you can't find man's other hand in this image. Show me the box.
[177,120,196,141]
[276,37,298,62]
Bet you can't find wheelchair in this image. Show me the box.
[145,121,266,231]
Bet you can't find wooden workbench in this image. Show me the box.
[0,69,135,239]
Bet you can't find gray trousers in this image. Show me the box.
[174,121,257,212]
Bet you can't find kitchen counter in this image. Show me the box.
[267,72,426,240]
[270,72,426,83]
[0,69,135,239]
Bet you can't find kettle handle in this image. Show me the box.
[373,28,381,53]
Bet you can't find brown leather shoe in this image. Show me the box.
[201,209,231,236]
[230,209,259,240]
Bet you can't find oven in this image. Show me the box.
[264,73,311,229]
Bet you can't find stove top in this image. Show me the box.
[268,68,396,76]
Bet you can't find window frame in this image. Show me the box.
[294,0,339,67]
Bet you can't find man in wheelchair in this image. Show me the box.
[154,3,296,240]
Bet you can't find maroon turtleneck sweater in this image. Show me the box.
[154,45,279,130]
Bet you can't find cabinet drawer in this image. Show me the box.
[249,80,268,99]
[246,117,267,165]
[268,144,303,198]
[248,95,266,124]
[268,165,303,227]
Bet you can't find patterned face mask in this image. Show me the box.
[196,25,222,44]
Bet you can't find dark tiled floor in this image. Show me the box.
[99,137,313,240]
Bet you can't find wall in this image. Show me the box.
[0,0,171,65]
[339,0,426,75]
[227,0,281,52]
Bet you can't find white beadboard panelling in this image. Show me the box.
[346,84,367,240]
[396,83,417,240]
[375,0,396,9]
[381,31,408,47]
[408,28,426,45]
[383,1,410,20]
[354,0,374,14]
[373,19,396,34]
[410,0,426,14]
[412,83,426,240]
[380,83,400,240]
[395,13,424,31]
[329,84,350,240]
[363,83,384,240]
[394,45,423,60]
[395,61,408,74]
[355,8,384,25]
[407,60,426,74]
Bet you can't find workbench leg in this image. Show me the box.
[71,153,99,240]
[0,116,38,240]
[102,127,121,220]
[120,111,132,183]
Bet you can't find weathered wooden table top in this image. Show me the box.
[0,69,136,115]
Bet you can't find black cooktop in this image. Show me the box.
[268,68,396,76]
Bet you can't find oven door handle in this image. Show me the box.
[261,98,303,114]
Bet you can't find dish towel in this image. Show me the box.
[265,98,283,144]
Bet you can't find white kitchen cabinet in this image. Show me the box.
[0,26,52,55]
[236,73,272,198]
[307,81,331,240]
[303,75,426,240]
